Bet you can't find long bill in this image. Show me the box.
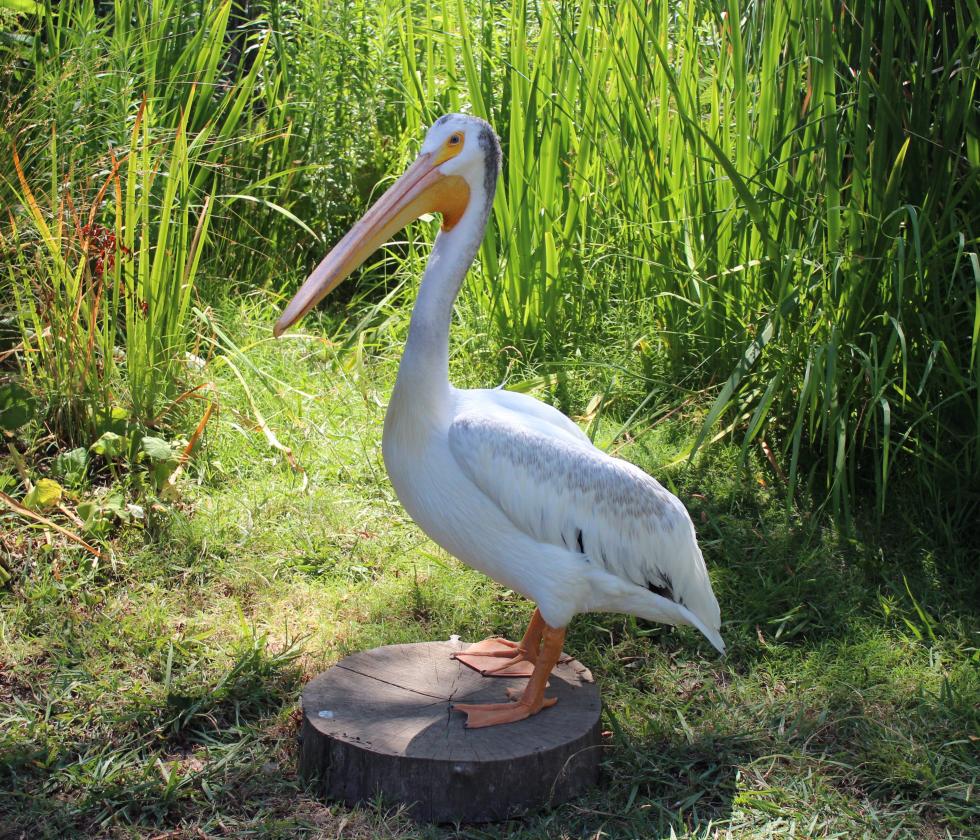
[274,152,470,337]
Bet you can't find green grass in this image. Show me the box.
[391,0,980,528]
[2,301,976,838]
[1,0,978,835]
[3,0,978,526]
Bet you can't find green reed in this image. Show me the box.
[2,0,293,443]
[2,0,977,526]
[382,0,978,527]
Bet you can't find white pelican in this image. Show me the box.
[275,115,724,728]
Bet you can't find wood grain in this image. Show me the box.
[298,640,602,823]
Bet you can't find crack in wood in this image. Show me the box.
[300,643,602,822]
[335,662,451,701]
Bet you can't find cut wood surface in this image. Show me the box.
[298,640,602,823]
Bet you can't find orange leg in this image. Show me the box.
[452,622,567,728]
[452,608,545,677]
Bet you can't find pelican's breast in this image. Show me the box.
[381,389,568,605]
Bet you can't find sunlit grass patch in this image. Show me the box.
[1,0,977,835]
[7,299,976,836]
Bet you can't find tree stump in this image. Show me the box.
[298,639,602,823]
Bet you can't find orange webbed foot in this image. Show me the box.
[452,636,535,676]
[453,609,547,677]
[451,696,557,728]
[451,621,567,729]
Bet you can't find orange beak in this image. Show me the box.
[274,152,470,337]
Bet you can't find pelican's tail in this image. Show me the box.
[678,603,726,655]
[619,588,726,655]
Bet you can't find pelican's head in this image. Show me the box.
[274,114,500,337]
[418,114,501,198]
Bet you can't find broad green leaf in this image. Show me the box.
[54,448,89,485]
[141,436,175,462]
[23,478,63,510]
[0,0,42,13]
[0,382,37,431]
[77,500,111,537]
[102,493,132,523]
[91,432,127,458]
[94,406,130,439]
[151,460,179,491]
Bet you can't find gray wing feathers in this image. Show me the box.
[448,411,721,636]
[474,388,591,446]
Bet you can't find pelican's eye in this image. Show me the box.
[435,131,465,164]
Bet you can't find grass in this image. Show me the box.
[1,0,978,835]
[1,301,977,838]
[401,0,980,528]
[3,0,978,525]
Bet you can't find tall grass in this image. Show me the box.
[382,0,979,528]
[6,97,215,439]
[1,0,294,444]
[2,0,978,530]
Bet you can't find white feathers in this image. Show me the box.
[444,390,724,652]
[376,115,723,654]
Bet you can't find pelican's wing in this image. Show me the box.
[448,408,721,640]
[472,387,591,446]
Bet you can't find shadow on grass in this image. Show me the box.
[0,634,304,837]
[3,426,975,837]
[595,679,977,835]
[628,427,980,644]
[595,728,755,832]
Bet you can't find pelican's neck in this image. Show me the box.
[391,191,490,415]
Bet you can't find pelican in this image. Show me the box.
[275,115,723,728]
